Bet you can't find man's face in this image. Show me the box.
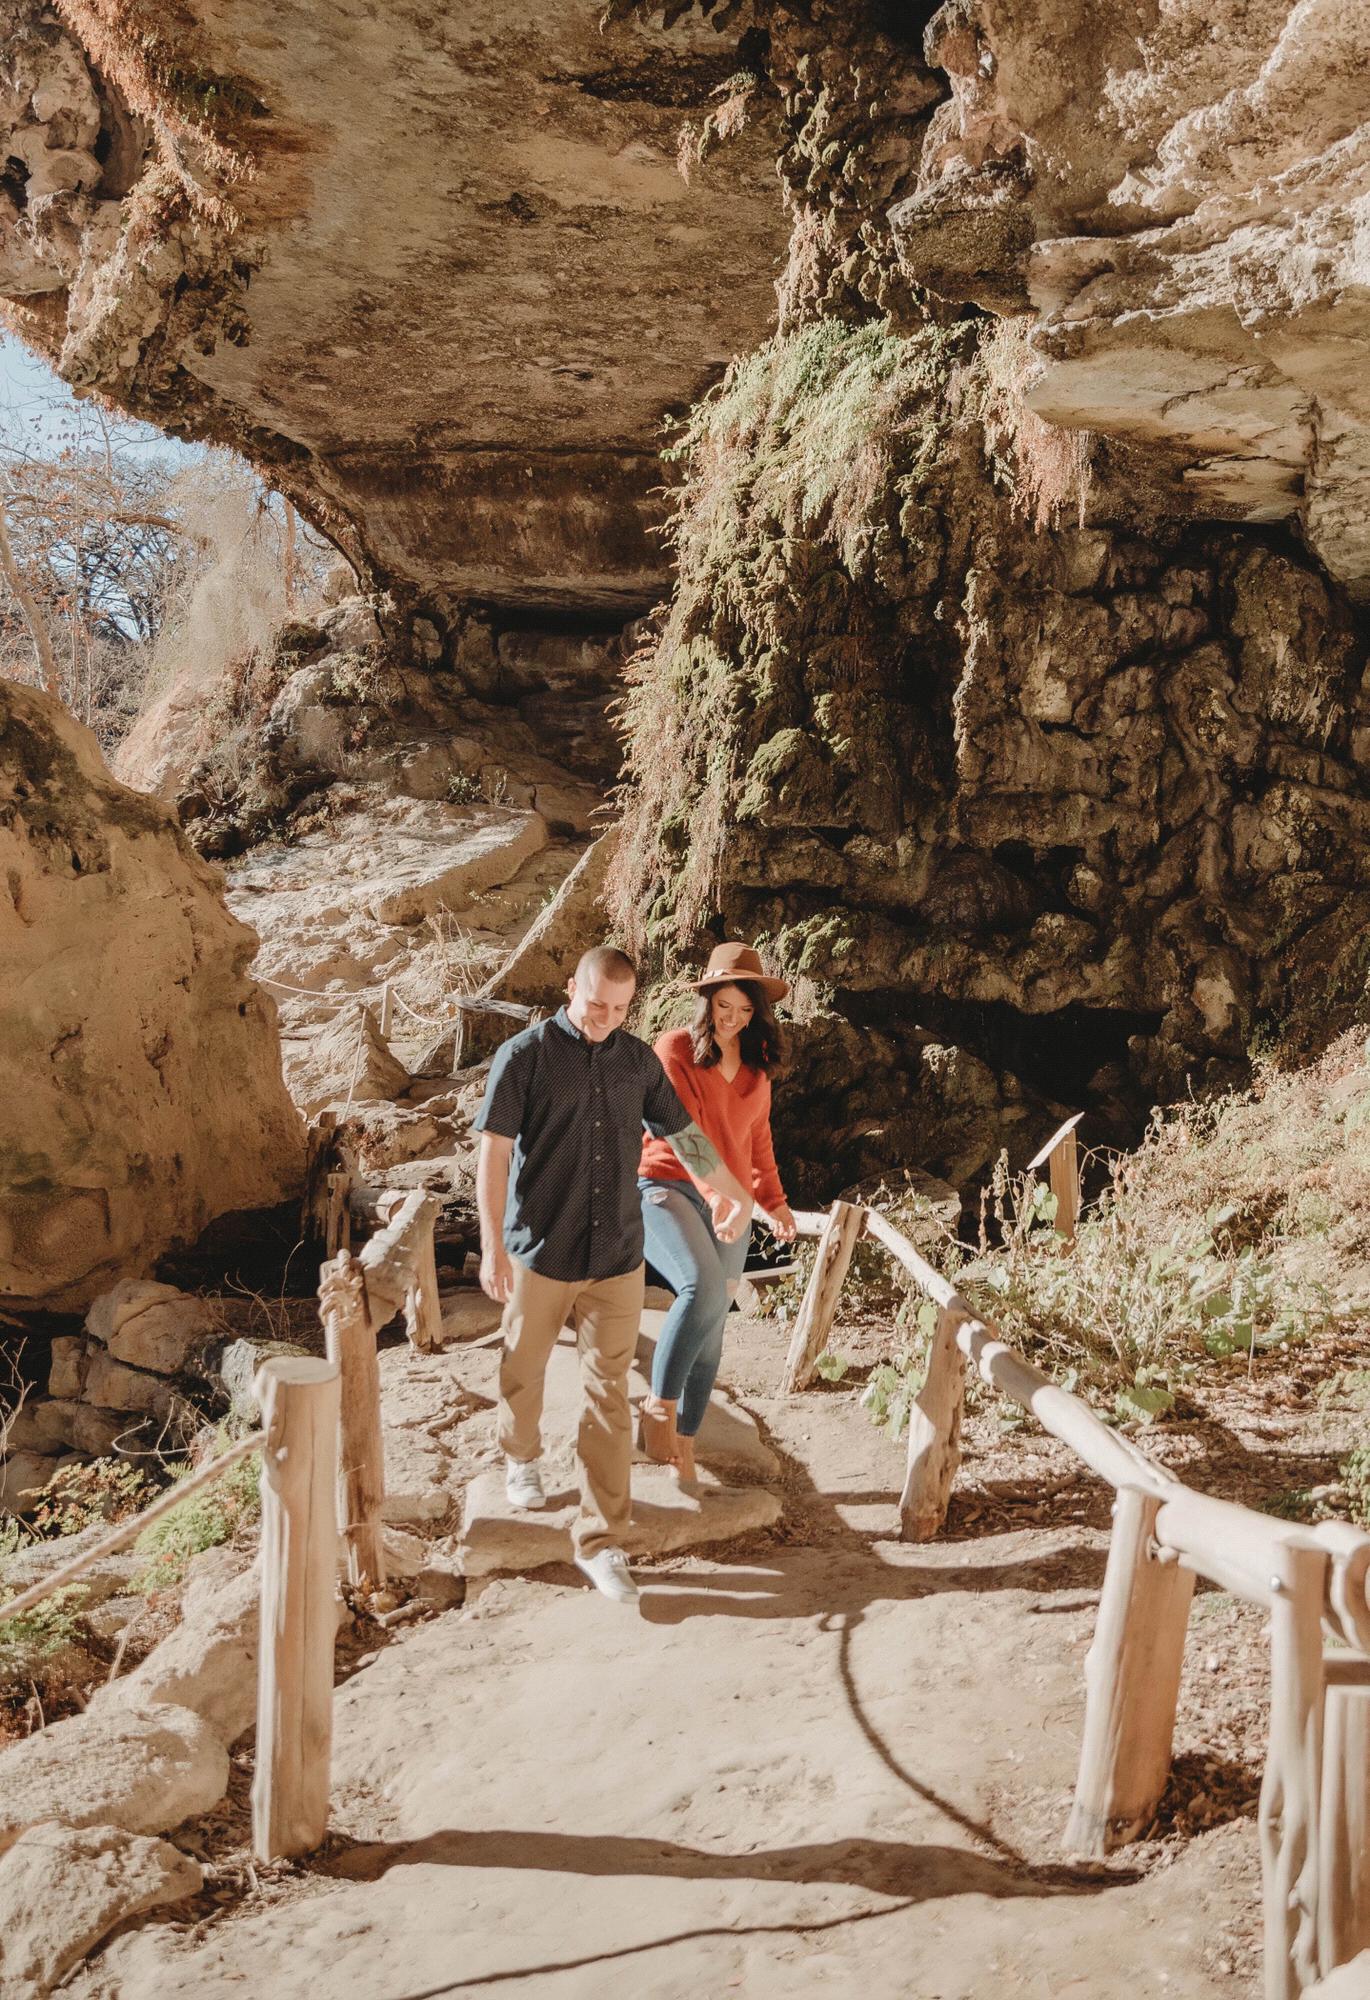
[566,969,636,1043]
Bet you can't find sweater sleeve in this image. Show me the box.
[749,1084,786,1210]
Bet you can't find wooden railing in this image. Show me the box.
[781,1200,1370,2000]
[7,1179,1364,1995]
[0,1184,445,1866]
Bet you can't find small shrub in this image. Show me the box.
[134,1435,260,1594]
[1343,1449,1370,1530]
[27,1460,155,1540]
[446,771,481,805]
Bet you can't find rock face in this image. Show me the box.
[611,321,1370,1191]
[897,0,1370,597]
[0,0,788,615]
[0,683,306,1312]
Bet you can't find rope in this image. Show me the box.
[258,976,462,1032]
[0,1431,265,1626]
[388,989,461,1030]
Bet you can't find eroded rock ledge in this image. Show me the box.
[0,682,305,1311]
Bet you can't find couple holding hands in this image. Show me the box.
[474,940,794,1604]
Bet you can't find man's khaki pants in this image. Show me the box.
[499,1261,644,1559]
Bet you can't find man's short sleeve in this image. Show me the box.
[641,1047,690,1140]
[473,1035,532,1139]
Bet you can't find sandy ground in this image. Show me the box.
[64,1311,1276,2000]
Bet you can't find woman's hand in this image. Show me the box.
[709,1192,749,1244]
[770,1203,797,1245]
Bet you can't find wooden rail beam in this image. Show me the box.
[252,1356,340,1863]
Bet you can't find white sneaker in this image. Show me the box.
[504,1456,546,1510]
[573,1546,640,1604]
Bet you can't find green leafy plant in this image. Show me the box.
[134,1433,261,1593]
[27,1459,154,1539]
[813,1350,849,1383]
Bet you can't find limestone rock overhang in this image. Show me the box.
[0,0,789,614]
[893,0,1370,597]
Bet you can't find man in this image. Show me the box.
[474,945,752,1604]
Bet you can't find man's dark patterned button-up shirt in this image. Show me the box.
[472,1008,691,1282]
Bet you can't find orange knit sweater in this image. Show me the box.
[638,1027,786,1210]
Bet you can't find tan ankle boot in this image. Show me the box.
[674,1433,698,1485]
[639,1395,679,1466]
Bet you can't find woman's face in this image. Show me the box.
[710,983,754,1042]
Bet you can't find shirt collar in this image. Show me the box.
[552,1005,618,1051]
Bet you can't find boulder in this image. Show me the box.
[209,1336,312,1425]
[477,826,618,1013]
[319,596,383,653]
[282,1003,411,1121]
[47,1336,86,1399]
[23,1400,133,1458]
[86,1280,214,1375]
[0,1451,54,1517]
[92,1559,260,1746]
[0,681,306,1312]
[0,1702,229,1856]
[0,1822,202,1999]
[439,1290,503,1343]
[82,1351,176,1419]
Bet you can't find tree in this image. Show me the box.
[0,372,333,750]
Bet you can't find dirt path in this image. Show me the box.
[68,1322,1265,2000]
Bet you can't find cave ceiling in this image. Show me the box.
[0,0,789,615]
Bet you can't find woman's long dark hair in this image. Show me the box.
[689,980,786,1074]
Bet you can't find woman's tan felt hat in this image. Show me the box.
[689,941,789,1002]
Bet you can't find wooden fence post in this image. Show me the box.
[252,1356,341,1863]
[1260,1539,1329,2000]
[1065,1485,1196,1858]
[899,1304,967,1541]
[1027,1114,1083,1246]
[1049,1127,1080,1244]
[406,1202,444,1353]
[779,1200,864,1393]
[378,1190,443,1351]
[1317,1654,1370,1979]
[378,981,394,1041]
[320,1250,387,1593]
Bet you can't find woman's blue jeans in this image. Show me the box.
[639,1177,751,1437]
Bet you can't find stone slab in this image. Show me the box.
[461,1459,781,1577]
[460,1323,782,1577]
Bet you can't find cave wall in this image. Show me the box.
[3,0,1369,1206]
[610,318,1370,1196]
[0,682,306,1310]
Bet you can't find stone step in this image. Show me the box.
[459,1313,781,1577]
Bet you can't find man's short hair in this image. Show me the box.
[575,944,637,985]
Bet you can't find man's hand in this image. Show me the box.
[769,1203,797,1244]
[480,1241,515,1303]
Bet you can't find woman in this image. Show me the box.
[638,942,796,1483]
